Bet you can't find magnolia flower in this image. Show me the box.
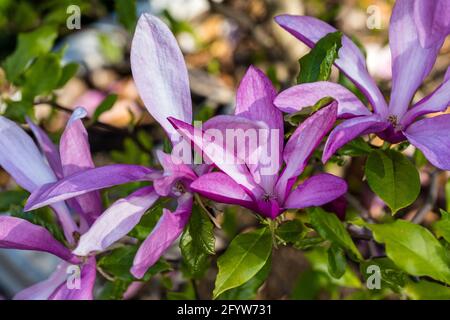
[0,109,100,299]
[169,66,347,219]
[274,0,450,169]
[25,14,205,279]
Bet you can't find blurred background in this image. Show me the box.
[0,0,449,300]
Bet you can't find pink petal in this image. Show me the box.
[190,172,256,210]
[236,65,283,135]
[25,164,156,211]
[203,115,279,193]
[73,186,159,256]
[274,81,371,118]
[26,117,63,179]
[322,115,389,163]
[414,0,450,48]
[49,257,96,300]
[168,117,262,198]
[274,14,388,116]
[401,67,450,127]
[13,262,70,300]
[0,116,56,192]
[0,216,78,263]
[284,174,347,209]
[131,193,193,279]
[388,0,444,118]
[276,103,338,202]
[404,114,450,170]
[60,108,103,221]
[153,150,197,196]
[131,13,192,142]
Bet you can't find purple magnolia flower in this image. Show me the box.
[0,109,100,299]
[274,0,450,169]
[169,66,347,219]
[24,13,206,279]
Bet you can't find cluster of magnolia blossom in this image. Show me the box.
[0,0,448,299]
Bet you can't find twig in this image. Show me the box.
[194,193,222,229]
[34,99,152,153]
[412,170,440,224]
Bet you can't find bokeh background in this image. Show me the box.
[0,0,449,299]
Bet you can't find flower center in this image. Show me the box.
[175,181,186,194]
[387,115,401,130]
[262,193,276,202]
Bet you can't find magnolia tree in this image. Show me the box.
[0,0,449,300]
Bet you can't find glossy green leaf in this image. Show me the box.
[360,257,407,293]
[365,149,420,214]
[3,26,57,82]
[297,31,342,84]
[56,62,79,88]
[309,208,362,260]
[98,280,130,300]
[404,280,450,300]
[0,190,28,211]
[22,53,62,98]
[367,220,450,285]
[217,255,271,300]
[327,244,346,279]
[180,204,215,278]
[276,219,304,244]
[213,227,272,298]
[338,137,373,157]
[304,248,361,289]
[433,209,450,243]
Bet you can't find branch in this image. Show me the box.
[412,170,440,224]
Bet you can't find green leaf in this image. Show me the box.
[327,244,347,279]
[4,99,33,121]
[98,246,171,282]
[128,199,166,240]
[367,220,450,285]
[98,280,130,300]
[284,97,334,126]
[180,204,215,278]
[404,280,450,300]
[213,227,272,298]
[22,53,62,98]
[413,148,428,168]
[56,62,79,88]
[3,26,57,82]
[217,255,271,300]
[365,149,420,214]
[338,137,373,157]
[115,0,137,32]
[433,209,450,243]
[276,220,304,244]
[297,31,342,84]
[360,257,407,293]
[304,248,361,289]
[0,190,28,211]
[91,94,118,124]
[309,208,362,260]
